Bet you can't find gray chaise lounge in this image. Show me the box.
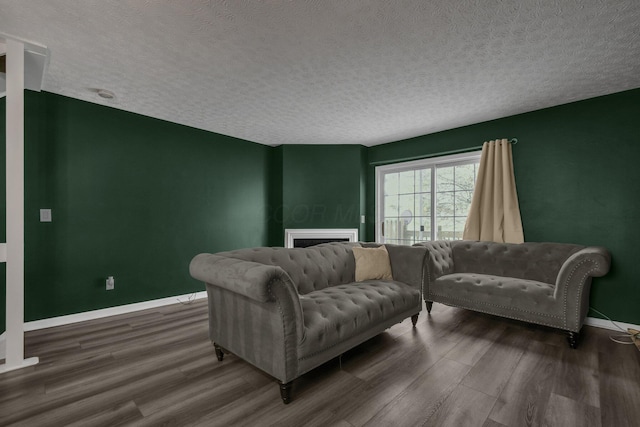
[414,240,611,348]
[189,242,428,403]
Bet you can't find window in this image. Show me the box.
[375,151,481,245]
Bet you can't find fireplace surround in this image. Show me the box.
[284,228,358,248]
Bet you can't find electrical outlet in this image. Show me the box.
[40,209,52,222]
[106,276,115,290]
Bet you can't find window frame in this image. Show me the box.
[375,150,482,244]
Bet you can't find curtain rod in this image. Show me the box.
[474,138,518,149]
[469,137,518,147]
[369,137,518,166]
[469,137,519,149]
[471,138,519,147]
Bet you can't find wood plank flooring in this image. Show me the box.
[1,299,639,426]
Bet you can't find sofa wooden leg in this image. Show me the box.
[426,301,433,314]
[411,313,419,327]
[567,331,579,349]
[213,343,224,361]
[279,381,293,404]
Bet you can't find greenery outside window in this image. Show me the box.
[375,151,481,245]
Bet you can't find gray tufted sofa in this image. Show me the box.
[189,242,427,403]
[414,240,610,348]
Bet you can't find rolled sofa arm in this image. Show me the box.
[191,253,306,380]
[554,246,611,332]
[190,253,295,302]
[385,244,429,292]
[190,253,306,345]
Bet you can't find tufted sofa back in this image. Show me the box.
[450,240,584,285]
[216,242,358,295]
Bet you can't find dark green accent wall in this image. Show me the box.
[367,88,640,324]
[2,87,639,331]
[277,145,365,242]
[1,92,273,330]
[267,145,284,246]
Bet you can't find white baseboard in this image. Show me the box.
[23,291,208,332]
[584,316,640,332]
[1,292,206,359]
[0,356,39,374]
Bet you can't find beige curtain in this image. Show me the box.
[463,139,524,243]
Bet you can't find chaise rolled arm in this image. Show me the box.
[412,241,454,312]
[413,241,454,283]
[554,246,611,332]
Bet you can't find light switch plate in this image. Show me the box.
[40,209,52,222]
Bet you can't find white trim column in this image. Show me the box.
[0,38,38,374]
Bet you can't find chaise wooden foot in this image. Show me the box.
[426,301,433,314]
[213,343,224,361]
[411,313,419,327]
[566,331,579,349]
[279,381,293,404]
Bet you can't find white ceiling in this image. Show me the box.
[1,0,639,146]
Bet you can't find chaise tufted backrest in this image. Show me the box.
[216,242,358,295]
[450,241,584,285]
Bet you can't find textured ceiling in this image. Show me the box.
[1,0,639,146]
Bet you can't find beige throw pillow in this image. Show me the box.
[352,245,393,282]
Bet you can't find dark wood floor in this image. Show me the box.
[1,299,639,427]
